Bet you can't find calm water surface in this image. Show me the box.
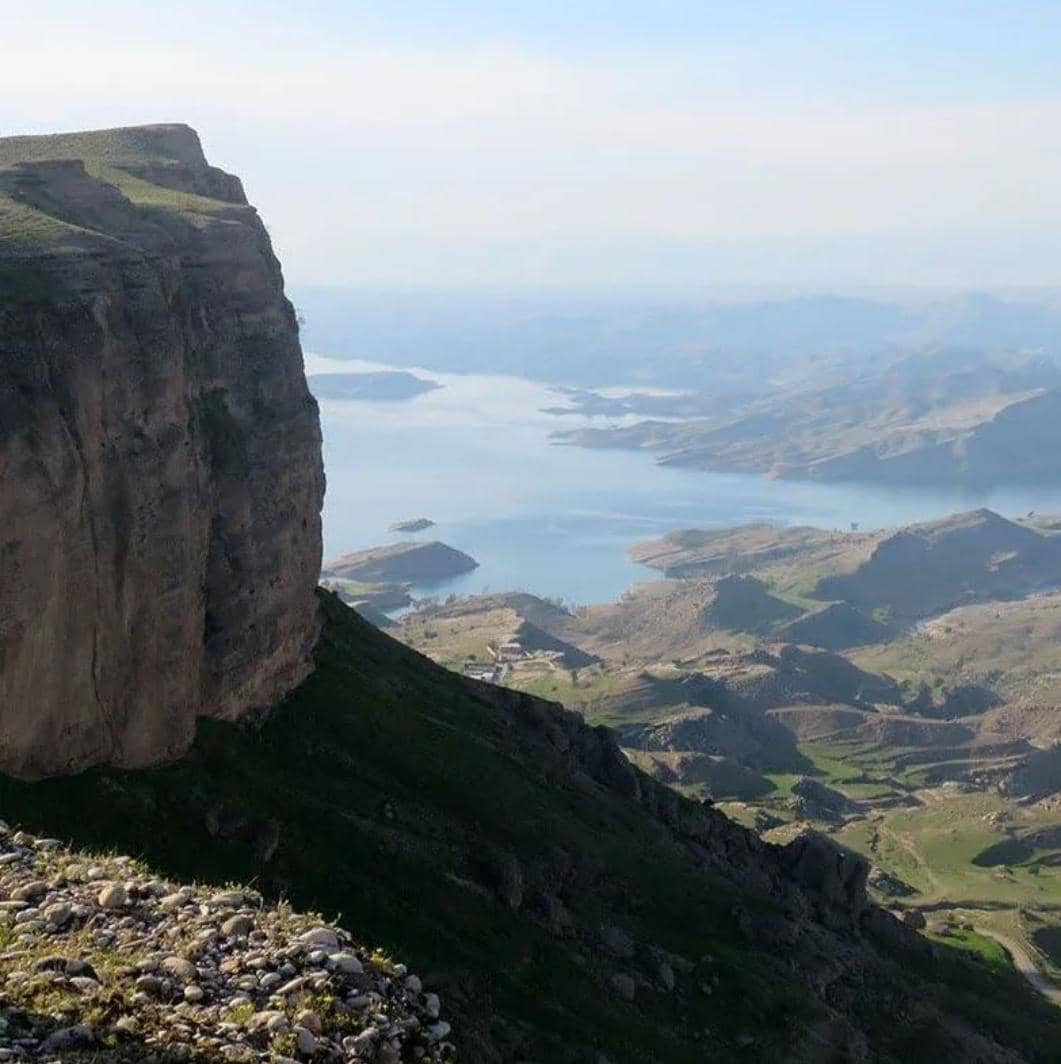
[311,355,1061,608]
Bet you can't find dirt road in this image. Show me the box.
[976,928,1061,1006]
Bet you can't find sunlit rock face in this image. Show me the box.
[0,125,324,777]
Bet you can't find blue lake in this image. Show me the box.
[311,355,1061,608]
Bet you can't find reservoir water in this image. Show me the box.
[311,355,1061,608]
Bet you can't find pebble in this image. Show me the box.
[97,883,127,909]
[221,913,254,938]
[160,890,191,912]
[609,973,637,1001]
[427,1021,452,1043]
[40,1024,93,1052]
[346,1027,378,1053]
[0,828,450,1063]
[294,1026,317,1055]
[161,955,198,983]
[210,891,245,908]
[43,901,71,927]
[296,1009,322,1035]
[276,975,307,997]
[11,881,46,902]
[299,927,339,948]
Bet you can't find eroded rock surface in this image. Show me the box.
[0,125,324,776]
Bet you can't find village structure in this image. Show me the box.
[462,639,570,685]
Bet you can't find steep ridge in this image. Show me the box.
[816,509,1061,620]
[1,595,1059,1062]
[0,125,324,777]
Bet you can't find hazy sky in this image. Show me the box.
[5,2,1061,288]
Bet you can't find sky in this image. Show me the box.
[4,2,1061,289]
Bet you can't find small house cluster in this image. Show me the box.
[461,639,567,686]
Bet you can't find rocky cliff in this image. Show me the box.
[0,125,324,777]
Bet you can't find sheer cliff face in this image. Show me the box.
[0,125,324,778]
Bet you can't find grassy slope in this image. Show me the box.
[926,929,1014,973]
[0,596,1057,1061]
[0,595,808,1062]
[0,126,195,166]
[851,591,1061,705]
[0,125,233,254]
[750,734,1061,995]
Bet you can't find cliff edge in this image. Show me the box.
[0,124,324,777]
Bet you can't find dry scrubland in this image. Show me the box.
[397,510,1061,1001]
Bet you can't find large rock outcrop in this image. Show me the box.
[0,125,324,777]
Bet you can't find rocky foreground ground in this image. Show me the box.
[0,823,451,1062]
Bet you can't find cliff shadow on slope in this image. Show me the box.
[0,594,1057,1064]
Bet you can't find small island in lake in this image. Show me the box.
[308,370,442,401]
[322,540,479,583]
[388,517,436,533]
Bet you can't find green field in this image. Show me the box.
[926,928,1014,973]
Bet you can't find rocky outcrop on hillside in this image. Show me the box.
[0,820,448,1063]
[0,125,324,778]
[776,601,894,650]
[700,575,801,634]
[816,509,1061,620]
[789,776,857,823]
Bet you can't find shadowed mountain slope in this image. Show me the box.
[1,595,1058,1063]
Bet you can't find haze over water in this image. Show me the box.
[312,354,1061,608]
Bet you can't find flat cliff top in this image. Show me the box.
[0,124,208,168]
[0,123,248,257]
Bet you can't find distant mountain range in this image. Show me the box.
[560,351,1061,488]
[295,286,1061,390]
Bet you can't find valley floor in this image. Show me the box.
[392,508,1061,1005]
